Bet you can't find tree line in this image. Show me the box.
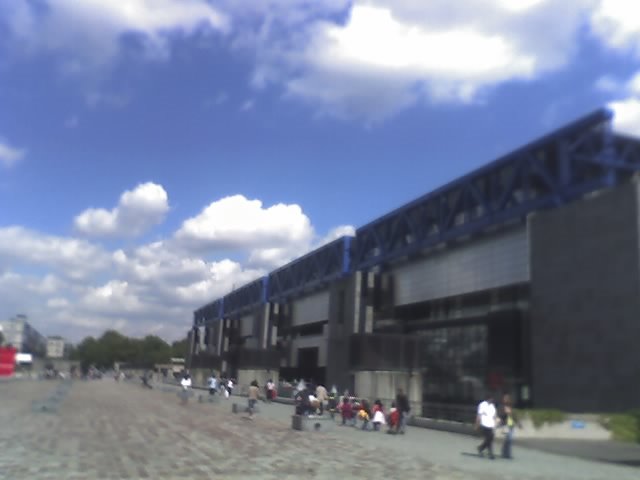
[71,330,189,370]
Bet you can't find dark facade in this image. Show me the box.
[530,178,640,412]
[189,109,640,415]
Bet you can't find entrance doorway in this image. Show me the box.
[296,347,324,385]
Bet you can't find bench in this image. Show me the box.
[291,414,335,433]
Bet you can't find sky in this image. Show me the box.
[1,0,639,343]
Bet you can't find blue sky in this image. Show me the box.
[1,0,640,342]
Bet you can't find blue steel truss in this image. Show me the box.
[192,107,640,327]
[194,298,223,327]
[268,236,352,302]
[352,108,640,269]
[614,133,640,167]
[222,276,268,317]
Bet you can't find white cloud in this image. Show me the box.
[47,297,70,309]
[610,98,640,136]
[75,182,169,237]
[175,194,314,252]
[601,71,640,136]
[317,224,355,246]
[0,138,26,168]
[0,189,351,341]
[591,0,640,54]
[243,0,590,122]
[0,0,229,69]
[0,227,110,279]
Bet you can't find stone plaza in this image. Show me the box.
[1,379,639,480]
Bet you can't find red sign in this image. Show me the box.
[0,346,17,377]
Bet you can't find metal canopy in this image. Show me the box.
[193,298,223,327]
[352,108,640,269]
[222,276,268,318]
[267,235,352,302]
[192,107,640,327]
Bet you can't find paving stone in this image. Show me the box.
[1,380,638,479]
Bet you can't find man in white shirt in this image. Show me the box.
[476,394,498,459]
[207,373,217,396]
[180,373,192,405]
[266,379,275,402]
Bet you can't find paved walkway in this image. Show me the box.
[0,379,638,480]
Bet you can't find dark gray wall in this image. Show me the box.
[326,275,360,392]
[530,179,640,412]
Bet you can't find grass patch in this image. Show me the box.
[600,410,640,443]
[522,409,567,429]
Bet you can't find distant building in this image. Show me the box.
[46,336,66,359]
[0,315,46,357]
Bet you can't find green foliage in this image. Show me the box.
[601,410,640,443]
[0,331,4,346]
[522,409,567,429]
[170,337,189,358]
[71,330,172,370]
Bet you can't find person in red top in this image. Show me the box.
[387,402,400,434]
[341,397,355,426]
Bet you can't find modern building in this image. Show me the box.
[0,315,46,358]
[189,108,640,416]
[46,336,66,359]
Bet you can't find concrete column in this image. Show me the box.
[261,303,269,349]
[216,322,223,355]
[353,272,362,334]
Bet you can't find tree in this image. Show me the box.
[70,331,172,370]
[171,337,189,358]
[0,331,4,346]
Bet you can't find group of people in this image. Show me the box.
[176,371,236,405]
[476,393,521,460]
[293,380,329,416]
[206,373,235,398]
[179,372,521,460]
[292,381,413,435]
[337,388,411,435]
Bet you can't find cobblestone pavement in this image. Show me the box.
[1,380,638,480]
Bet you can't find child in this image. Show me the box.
[358,399,372,431]
[328,390,338,420]
[372,399,386,431]
[341,397,355,426]
[387,402,400,434]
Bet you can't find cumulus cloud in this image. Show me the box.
[0,0,229,69]
[75,182,169,237]
[175,194,314,252]
[240,0,591,122]
[317,225,356,246]
[0,227,110,279]
[599,71,640,136]
[591,0,640,54]
[0,188,353,341]
[0,138,26,168]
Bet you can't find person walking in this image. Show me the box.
[207,372,217,397]
[226,378,234,397]
[180,372,192,405]
[499,394,520,459]
[266,379,276,403]
[315,384,328,415]
[476,394,498,459]
[247,380,260,419]
[395,388,411,434]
